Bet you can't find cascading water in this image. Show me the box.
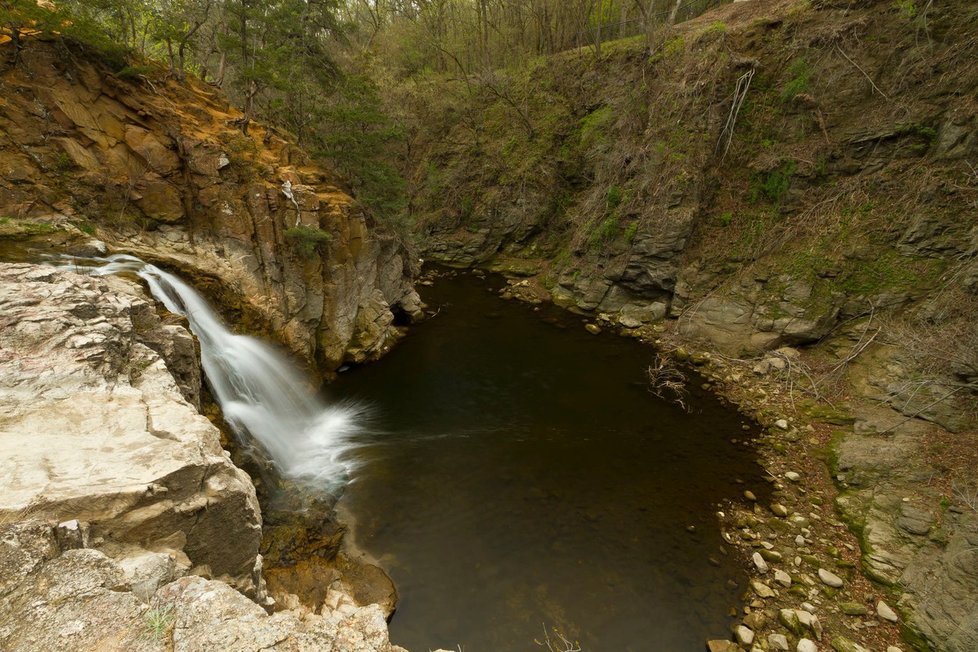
[57,253,364,486]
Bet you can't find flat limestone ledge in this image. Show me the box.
[0,521,407,652]
[0,262,261,594]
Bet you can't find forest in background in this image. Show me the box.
[1,0,725,225]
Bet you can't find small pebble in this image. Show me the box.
[785,471,801,482]
[744,490,757,501]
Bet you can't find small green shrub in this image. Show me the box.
[285,225,331,256]
[116,65,155,80]
[717,211,733,227]
[605,185,623,211]
[459,195,475,221]
[893,0,916,19]
[579,106,614,148]
[706,21,727,35]
[624,221,639,243]
[662,36,685,57]
[780,58,813,102]
[54,152,73,172]
[749,161,796,204]
[144,605,173,641]
[589,216,619,246]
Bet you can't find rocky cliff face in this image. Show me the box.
[0,263,405,652]
[396,0,978,648]
[0,39,420,369]
[404,0,978,424]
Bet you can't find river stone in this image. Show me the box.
[840,602,868,616]
[774,569,792,587]
[775,419,789,429]
[585,323,601,335]
[707,641,740,652]
[753,552,770,574]
[744,611,766,630]
[752,580,776,598]
[0,264,262,596]
[735,625,755,646]
[768,633,790,651]
[797,639,818,652]
[829,636,869,652]
[876,600,898,622]
[785,471,801,482]
[779,609,804,636]
[771,503,789,517]
[817,568,844,588]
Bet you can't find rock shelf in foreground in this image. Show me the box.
[0,263,404,652]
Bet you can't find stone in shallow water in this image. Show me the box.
[707,640,739,652]
[818,568,844,588]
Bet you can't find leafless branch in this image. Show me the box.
[716,68,754,161]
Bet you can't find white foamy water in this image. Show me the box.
[57,253,364,485]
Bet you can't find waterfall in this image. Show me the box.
[57,253,364,485]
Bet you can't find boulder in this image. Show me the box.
[0,264,262,595]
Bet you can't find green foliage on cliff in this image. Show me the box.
[285,225,331,256]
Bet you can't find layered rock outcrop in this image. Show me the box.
[0,40,420,369]
[0,263,263,594]
[0,522,405,652]
[0,263,405,651]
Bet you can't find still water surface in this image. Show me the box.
[328,269,766,652]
